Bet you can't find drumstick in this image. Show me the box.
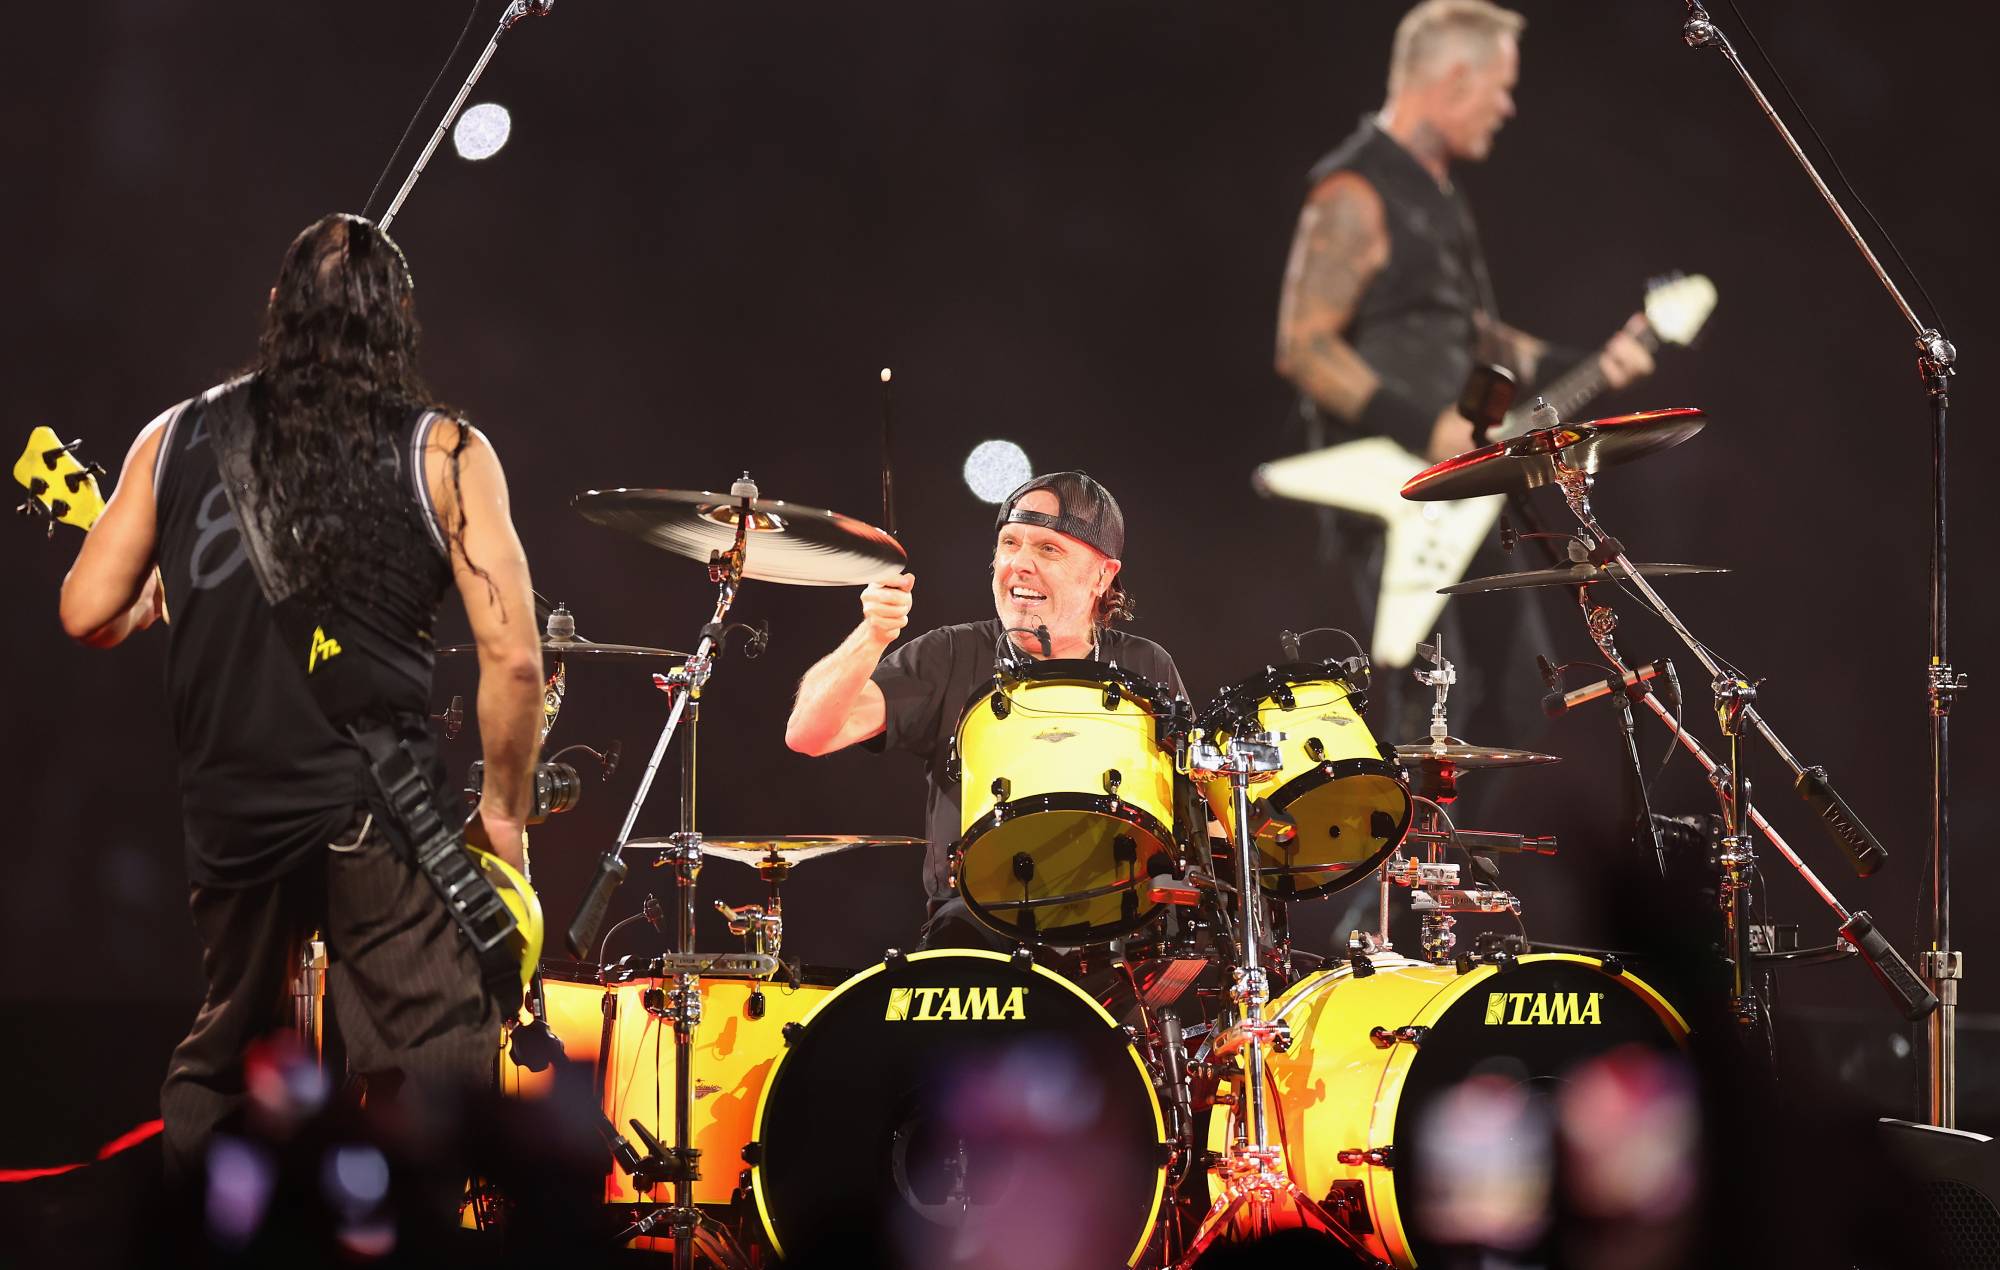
[878,366,898,540]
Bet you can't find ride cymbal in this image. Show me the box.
[1440,561,1727,595]
[573,487,906,586]
[1402,408,1706,502]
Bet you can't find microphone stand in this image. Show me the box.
[377,0,555,232]
[1678,0,1966,1127]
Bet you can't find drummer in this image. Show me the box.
[785,471,1187,949]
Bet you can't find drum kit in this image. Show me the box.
[457,401,1933,1269]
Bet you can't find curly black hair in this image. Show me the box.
[244,213,479,614]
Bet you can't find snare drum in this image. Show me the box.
[1202,662,1411,900]
[1207,953,1689,1267]
[749,950,1169,1267]
[953,660,1182,943]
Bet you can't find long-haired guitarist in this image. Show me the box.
[57,213,545,1182]
[1274,0,1656,744]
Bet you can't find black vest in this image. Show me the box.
[1299,117,1500,446]
[154,378,455,886]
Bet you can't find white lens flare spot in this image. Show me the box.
[452,103,512,161]
[963,440,1033,504]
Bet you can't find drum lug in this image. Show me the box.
[1009,944,1035,973]
[1103,680,1121,710]
[1602,954,1626,976]
[1368,1025,1427,1049]
[884,947,908,970]
[781,1021,805,1046]
[989,689,1011,720]
[1274,685,1296,711]
[1322,1180,1375,1233]
[740,1142,762,1166]
[1335,1145,1395,1170]
[1304,737,1325,763]
[1103,768,1123,797]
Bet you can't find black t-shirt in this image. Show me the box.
[154,378,456,887]
[867,618,1186,900]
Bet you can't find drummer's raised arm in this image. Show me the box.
[785,573,912,755]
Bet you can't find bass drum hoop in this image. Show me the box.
[747,948,1169,1266]
[955,793,1179,944]
[1253,755,1413,901]
[1210,953,1689,1267]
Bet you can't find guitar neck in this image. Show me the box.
[1497,321,1661,440]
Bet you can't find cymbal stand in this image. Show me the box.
[1178,729,1383,1268]
[1678,0,1966,1128]
[1540,437,1933,1034]
[564,475,761,1269]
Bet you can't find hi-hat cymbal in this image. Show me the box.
[1395,743,1562,770]
[1441,561,1727,596]
[573,487,906,587]
[628,834,928,867]
[1402,408,1706,502]
[436,637,690,661]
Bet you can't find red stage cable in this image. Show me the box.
[0,1118,163,1182]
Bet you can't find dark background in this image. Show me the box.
[2,0,1992,1163]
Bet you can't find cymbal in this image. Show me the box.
[628,834,928,867]
[573,487,906,587]
[1394,743,1562,770]
[1440,561,1727,595]
[437,637,690,660]
[1402,408,1706,502]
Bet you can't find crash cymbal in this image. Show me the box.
[1394,742,1563,770]
[436,637,690,660]
[1440,561,1727,595]
[628,834,928,867]
[1402,407,1706,502]
[573,487,906,587]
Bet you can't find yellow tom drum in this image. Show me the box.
[952,660,1182,944]
[1201,661,1411,900]
[1206,953,1689,1267]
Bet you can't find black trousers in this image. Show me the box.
[159,816,502,1179]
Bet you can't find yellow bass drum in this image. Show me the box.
[1201,661,1411,900]
[1207,953,1689,1267]
[749,949,1169,1266]
[952,660,1182,943]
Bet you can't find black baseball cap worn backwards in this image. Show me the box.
[995,471,1126,560]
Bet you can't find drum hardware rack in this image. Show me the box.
[1176,728,1384,1268]
[1533,417,1938,1037]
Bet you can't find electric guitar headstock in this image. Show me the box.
[1642,271,1719,348]
[14,427,107,536]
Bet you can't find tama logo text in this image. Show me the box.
[308,626,343,672]
[885,986,1027,1022]
[1483,991,1604,1026]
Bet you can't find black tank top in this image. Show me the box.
[1297,117,1501,447]
[154,378,456,887]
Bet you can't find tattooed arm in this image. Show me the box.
[1275,173,1472,461]
[1274,171,1388,422]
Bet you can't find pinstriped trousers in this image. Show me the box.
[158,814,502,1179]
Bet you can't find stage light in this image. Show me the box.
[963,440,1033,503]
[452,103,512,161]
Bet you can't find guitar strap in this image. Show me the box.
[199,384,523,1007]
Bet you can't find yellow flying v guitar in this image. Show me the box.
[1255,273,1719,668]
[14,424,542,994]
